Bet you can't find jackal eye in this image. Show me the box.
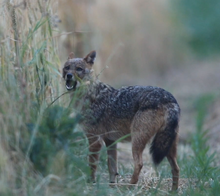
[76,67,83,72]
[65,65,70,70]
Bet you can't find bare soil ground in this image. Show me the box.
[116,143,197,194]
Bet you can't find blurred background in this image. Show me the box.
[0,0,220,194]
[58,0,220,143]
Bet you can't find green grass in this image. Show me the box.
[178,94,220,195]
[0,1,220,196]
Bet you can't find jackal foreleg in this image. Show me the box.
[104,138,118,183]
[88,137,102,182]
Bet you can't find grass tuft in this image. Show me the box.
[180,94,220,195]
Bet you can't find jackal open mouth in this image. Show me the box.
[65,79,77,91]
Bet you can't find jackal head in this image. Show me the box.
[62,51,96,91]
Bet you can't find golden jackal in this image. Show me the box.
[62,51,180,191]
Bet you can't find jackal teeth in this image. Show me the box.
[66,80,77,91]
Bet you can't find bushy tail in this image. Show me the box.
[150,113,179,165]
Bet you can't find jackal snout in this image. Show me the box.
[66,73,73,79]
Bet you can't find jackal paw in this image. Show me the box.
[87,177,95,183]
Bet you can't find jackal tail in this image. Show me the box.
[150,110,179,165]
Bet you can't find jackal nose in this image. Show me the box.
[66,73,73,79]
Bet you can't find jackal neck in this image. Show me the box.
[69,79,116,109]
[86,79,116,102]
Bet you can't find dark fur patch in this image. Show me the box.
[150,114,178,165]
[140,88,178,111]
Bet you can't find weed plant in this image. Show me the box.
[180,95,220,195]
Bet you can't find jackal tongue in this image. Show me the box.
[66,80,77,91]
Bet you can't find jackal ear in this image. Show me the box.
[68,52,74,60]
[84,51,96,65]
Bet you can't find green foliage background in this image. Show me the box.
[173,0,220,56]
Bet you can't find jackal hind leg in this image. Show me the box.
[166,136,179,191]
[87,136,103,183]
[104,138,118,183]
[130,135,147,184]
[130,110,162,184]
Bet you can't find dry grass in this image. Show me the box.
[0,0,220,195]
[58,0,185,83]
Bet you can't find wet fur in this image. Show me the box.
[62,51,180,191]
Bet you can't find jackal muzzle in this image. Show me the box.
[65,73,77,91]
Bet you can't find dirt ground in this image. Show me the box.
[115,143,197,194]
